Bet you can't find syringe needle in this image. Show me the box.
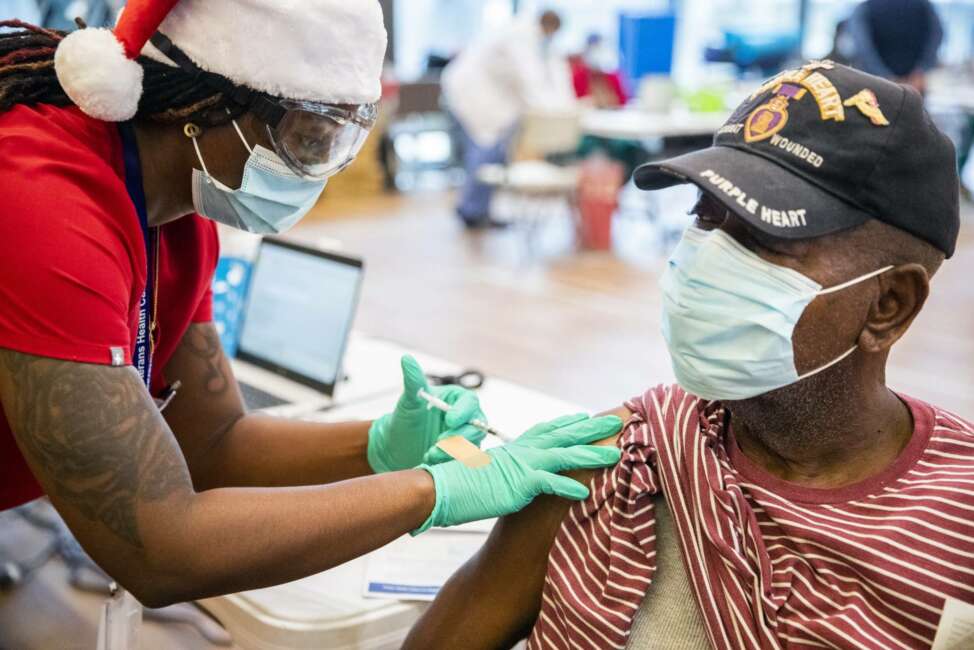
[417,388,506,440]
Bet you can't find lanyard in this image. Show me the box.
[118,122,159,390]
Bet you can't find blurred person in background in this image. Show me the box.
[847,0,943,95]
[570,34,641,187]
[570,33,629,109]
[442,9,576,228]
[824,19,853,67]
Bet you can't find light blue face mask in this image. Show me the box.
[190,120,327,235]
[661,226,893,401]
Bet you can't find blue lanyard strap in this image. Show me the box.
[118,122,158,390]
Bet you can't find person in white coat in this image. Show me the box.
[443,10,576,227]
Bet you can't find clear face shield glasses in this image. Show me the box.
[143,34,378,182]
[252,97,378,181]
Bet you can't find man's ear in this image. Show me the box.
[859,264,930,353]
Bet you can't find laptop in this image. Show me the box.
[231,238,365,412]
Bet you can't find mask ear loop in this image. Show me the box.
[227,109,254,155]
[797,345,858,381]
[184,123,210,176]
[798,265,896,382]
[817,265,895,295]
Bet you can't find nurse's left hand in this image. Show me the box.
[367,355,487,473]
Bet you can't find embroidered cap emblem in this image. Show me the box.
[745,84,806,143]
[749,61,844,122]
[742,62,891,146]
[843,89,890,126]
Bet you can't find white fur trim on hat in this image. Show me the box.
[141,0,388,105]
[55,28,144,122]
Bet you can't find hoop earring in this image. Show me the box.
[184,123,209,176]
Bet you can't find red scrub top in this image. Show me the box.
[0,104,219,511]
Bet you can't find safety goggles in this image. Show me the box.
[251,97,378,180]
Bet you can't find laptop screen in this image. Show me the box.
[237,239,364,394]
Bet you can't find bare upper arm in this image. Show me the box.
[161,323,246,486]
[404,406,633,649]
[0,348,193,589]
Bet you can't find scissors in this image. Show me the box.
[426,370,486,390]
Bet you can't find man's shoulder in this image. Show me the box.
[625,384,707,422]
[622,385,715,454]
[883,395,974,513]
[927,402,974,434]
[880,399,974,556]
[921,400,974,468]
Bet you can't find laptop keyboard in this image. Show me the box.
[239,382,291,411]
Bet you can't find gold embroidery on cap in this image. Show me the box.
[802,60,836,72]
[843,89,890,126]
[749,60,836,100]
[745,85,806,143]
[746,62,845,128]
[800,72,845,122]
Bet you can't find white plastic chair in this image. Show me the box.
[476,108,583,255]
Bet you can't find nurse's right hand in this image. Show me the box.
[412,414,623,535]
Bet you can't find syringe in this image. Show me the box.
[417,388,507,440]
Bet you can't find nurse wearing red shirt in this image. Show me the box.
[0,0,621,609]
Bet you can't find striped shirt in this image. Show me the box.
[528,386,974,650]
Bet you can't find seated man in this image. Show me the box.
[405,62,972,649]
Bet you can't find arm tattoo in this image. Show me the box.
[0,350,192,548]
[183,325,229,396]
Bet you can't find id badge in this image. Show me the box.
[96,584,143,650]
[153,381,182,413]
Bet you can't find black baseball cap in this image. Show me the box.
[634,62,960,257]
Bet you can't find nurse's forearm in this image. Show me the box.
[163,324,376,490]
[0,350,433,611]
[137,469,434,607]
[193,414,374,490]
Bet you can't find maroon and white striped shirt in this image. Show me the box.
[529,386,974,649]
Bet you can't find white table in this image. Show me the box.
[925,71,974,114]
[927,86,974,114]
[201,339,586,650]
[230,333,412,420]
[581,108,730,141]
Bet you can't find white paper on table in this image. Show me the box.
[363,529,491,602]
[932,597,974,650]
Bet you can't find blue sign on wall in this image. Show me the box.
[619,12,677,81]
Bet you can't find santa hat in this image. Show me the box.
[54,0,387,122]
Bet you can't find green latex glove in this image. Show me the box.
[413,413,623,535]
[367,355,488,473]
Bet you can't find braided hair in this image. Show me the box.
[0,20,248,126]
